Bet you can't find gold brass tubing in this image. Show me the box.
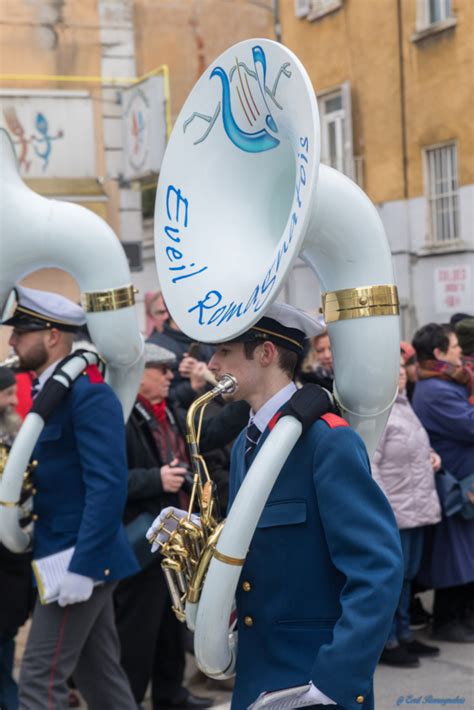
[186,474,200,518]
[172,605,187,623]
[186,390,215,444]
[176,570,188,595]
[194,454,212,486]
[81,285,136,313]
[163,567,185,615]
[212,549,247,566]
[196,402,208,444]
[187,522,224,603]
[322,285,399,323]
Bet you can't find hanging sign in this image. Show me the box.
[121,76,166,181]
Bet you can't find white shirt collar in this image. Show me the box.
[36,359,63,392]
[250,381,297,435]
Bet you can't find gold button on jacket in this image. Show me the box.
[242,581,251,592]
[356,695,364,704]
[244,615,253,626]
[104,569,110,576]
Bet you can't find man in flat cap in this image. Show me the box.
[149,303,402,710]
[115,343,213,710]
[3,285,138,709]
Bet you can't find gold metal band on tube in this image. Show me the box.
[81,285,136,313]
[212,548,246,566]
[322,285,399,323]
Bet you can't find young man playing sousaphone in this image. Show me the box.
[148,303,403,710]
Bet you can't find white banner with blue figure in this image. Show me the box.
[0,89,95,178]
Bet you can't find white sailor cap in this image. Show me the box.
[231,302,324,353]
[1,285,86,333]
[143,343,177,367]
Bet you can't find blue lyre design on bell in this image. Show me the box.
[210,45,280,154]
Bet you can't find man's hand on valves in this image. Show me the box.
[146,506,200,553]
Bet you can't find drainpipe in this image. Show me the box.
[396,0,408,199]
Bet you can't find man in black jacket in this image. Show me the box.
[115,343,213,710]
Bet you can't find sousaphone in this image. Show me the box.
[0,129,144,553]
[154,39,400,678]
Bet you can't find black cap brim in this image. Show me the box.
[2,310,79,333]
[229,317,306,354]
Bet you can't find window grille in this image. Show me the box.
[424,143,459,244]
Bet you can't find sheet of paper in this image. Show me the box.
[248,684,312,710]
[31,547,75,604]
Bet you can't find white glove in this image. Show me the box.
[146,506,200,553]
[58,571,94,607]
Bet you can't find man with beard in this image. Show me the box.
[0,367,33,710]
[2,285,138,710]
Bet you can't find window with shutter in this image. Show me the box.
[319,83,354,179]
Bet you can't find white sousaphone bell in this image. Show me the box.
[0,128,144,553]
[154,39,400,679]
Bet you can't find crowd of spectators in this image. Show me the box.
[1,293,473,707]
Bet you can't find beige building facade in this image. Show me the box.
[0,0,275,358]
[1,0,472,360]
[279,0,473,334]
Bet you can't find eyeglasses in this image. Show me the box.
[146,364,173,373]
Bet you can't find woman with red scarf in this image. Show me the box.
[412,323,474,643]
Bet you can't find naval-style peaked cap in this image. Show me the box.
[230,302,324,354]
[2,285,86,333]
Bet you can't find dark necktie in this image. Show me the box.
[245,422,261,467]
[31,377,40,400]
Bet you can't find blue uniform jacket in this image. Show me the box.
[31,372,139,582]
[228,417,403,710]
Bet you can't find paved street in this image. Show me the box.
[181,624,473,709]
[14,598,473,709]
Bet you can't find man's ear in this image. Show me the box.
[259,340,278,367]
[433,347,444,361]
[46,328,62,347]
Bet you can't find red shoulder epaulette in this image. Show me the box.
[269,411,349,431]
[268,412,282,431]
[84,365,104,384]
[320,413,349,428]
